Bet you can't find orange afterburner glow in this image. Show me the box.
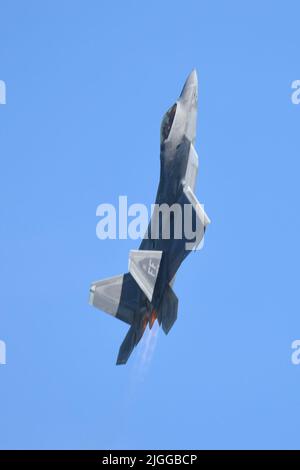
[149,310,157,329]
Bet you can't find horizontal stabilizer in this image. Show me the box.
[128,249,163,302]
[116,325,137,365]
[157,284,178,335]
[89,274,124,316]
[89,273,138,325]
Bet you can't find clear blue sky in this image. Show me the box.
[1,0,300,450]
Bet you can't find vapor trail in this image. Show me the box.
[131,321,160,382]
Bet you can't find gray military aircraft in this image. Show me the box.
[89,70,210,364]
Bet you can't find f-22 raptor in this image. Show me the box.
[89,70,210,364]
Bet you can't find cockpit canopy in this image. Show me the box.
[160,103,177,143]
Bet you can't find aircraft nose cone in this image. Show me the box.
[180,69,198,102]
[185,69,198,88]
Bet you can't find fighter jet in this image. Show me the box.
[89,70,210,364]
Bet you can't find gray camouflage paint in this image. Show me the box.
[89,70,210,364]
